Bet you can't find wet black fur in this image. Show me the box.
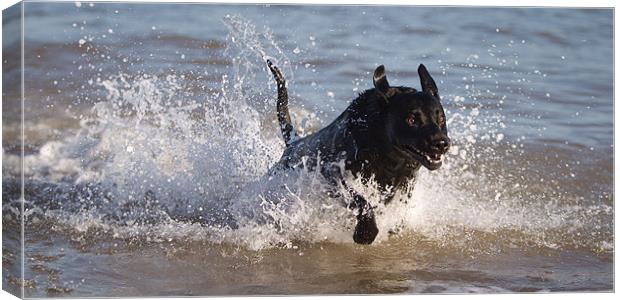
[267,61,450,244]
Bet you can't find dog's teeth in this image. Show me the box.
[425,154,443,164]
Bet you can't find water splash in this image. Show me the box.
[3,16,612,253]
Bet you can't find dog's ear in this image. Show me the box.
[418,64,439,98]
[373,65,390,99]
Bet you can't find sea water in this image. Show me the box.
[2,3,613,296]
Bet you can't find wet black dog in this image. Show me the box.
[267,60,450,244]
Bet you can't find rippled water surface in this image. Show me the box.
[2,2,613,297]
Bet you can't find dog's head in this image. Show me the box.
[372,64,450,170]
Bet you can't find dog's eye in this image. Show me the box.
[405,114,416,127]
[439,115,446,126]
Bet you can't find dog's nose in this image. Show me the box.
[430,138,450,153]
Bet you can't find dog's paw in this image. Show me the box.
[353,214,379,244]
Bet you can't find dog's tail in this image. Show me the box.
[267,59,297,147]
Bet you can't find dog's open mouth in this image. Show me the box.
[402,145,444,170]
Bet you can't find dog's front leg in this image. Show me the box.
[348,188,379,245]
[325,165,379,244]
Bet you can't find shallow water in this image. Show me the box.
[2,2,613,297]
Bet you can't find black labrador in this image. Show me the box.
[266,60,450,244]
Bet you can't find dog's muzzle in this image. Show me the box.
[401,137,450,171]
